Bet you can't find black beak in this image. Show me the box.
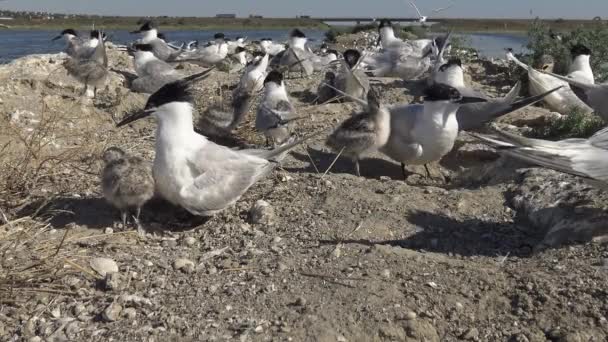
[130,30,141,34]
[457,96,487,104]
[116,109,155,127]
[52,35,62,41]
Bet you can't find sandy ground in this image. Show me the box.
[0,38,607,342]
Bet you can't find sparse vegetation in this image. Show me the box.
[531,107,605,139]
[527,18,608,82]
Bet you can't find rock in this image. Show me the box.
[104,227,114,234]
[28,337,42,342]
[122,308,137,320]
[381,269,391,278]
[90,258,119,277]
[295,297,307,306]
[102,302,122,322]
[250,200,275,225]
[73,303,86,316]
[461,328,479,340]
[51,307,61,318]
[254,325,264,333]
[405,311,417,321]
[182,236,197,247]
[173,258,195,273]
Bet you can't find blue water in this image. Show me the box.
[0,29,527,63]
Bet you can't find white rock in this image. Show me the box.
[102,302,122,322]
[90,258,119,277]
[173,258,195,273]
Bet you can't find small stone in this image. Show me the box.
[277,263,288,272]
[461,327,479,340]
[173,258,195,273]
[51,307,61,318]
[255,325,264,333]
[144,260,153,267]
[102,302,122,322]
[455,302,464,311]
[29,337,42,342]
[182,236,197,247]
[405,311,417,320]
[65,321,80,338]
[73,304,86,316]
[90,258,119,277]
[250,200,275,225]
[122,308,137,320]
[104,227,114,234]
[381,269,391,278]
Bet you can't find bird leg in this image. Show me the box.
[121,211,128,229]
[134,207,147,237]
[401,163,408,181]
[354,159,361,177]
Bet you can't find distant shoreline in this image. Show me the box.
[0,17,605,32]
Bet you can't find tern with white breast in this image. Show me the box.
[129,43,182,94]
[63,30,108,98]
[279,29,314,78]
[131,21,182,61]
[173,33,229,67]
[116,71,321,217]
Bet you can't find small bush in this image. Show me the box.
[531,107,605,139]
[527,18,608,82]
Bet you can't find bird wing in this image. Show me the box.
[180,144,274,215]
[132,74,181,94]
[409,1,424,17]
[326,113,376,153]
[141,59,177,77]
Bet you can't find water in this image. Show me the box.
[0,29,527,63]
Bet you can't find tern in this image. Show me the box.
[434,58,563,130]
[256,71,301,146]
[318,49,369,103]
[326,89,390,176]
[376,19,433,54]
[116,72,322,217]
[101,147,155,230]
[129,43,181,94]
[472,126,608,189]
[227,36,247,54]
[312,48,339,72]
[63,30,108,98]
[259,38,286,56]
[131,21,182,61]
[174,33,229,67]
[381,83,487,179]
[279,29,314,78]
[507,48,593,115]
[52,29,96,60]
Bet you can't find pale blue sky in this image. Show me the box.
[1,0,607,19]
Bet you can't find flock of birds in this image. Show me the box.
[48,18,608,230]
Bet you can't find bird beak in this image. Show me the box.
[52,35,62,41]
[116,109,155,127]
[457,96,487,104]
[130,29,142,34]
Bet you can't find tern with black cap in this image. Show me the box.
[116,71,323,217]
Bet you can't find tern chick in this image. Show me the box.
[63,30,108,98]
[101,147,154,230]
[326,89,390,176]
[256,71,300,146]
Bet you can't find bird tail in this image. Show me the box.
[503,81,522,103]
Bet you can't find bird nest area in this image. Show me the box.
[0,214,139,303]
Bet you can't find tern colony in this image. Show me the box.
[50,19,604,230]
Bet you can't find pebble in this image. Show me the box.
[123,307,137,320]
[381,269,391,278]
[51,307,61,318]
[254,325,264,333]
[28,337,42,342]
[405,311,417,320]
[182,236,197,247]
[73,304,86,316]
[455,302,464,311]
[102,302,122,322]
[90,258,119,277]
[104,227,114,234]
[250,200,275,225]
[173,258,195,273]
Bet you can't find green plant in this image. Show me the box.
[531,107,605,139]
[527,18,608,82]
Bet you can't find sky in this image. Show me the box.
[1,0,607,19]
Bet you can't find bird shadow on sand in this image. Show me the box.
[287,146,404,180]
[17,196,211,232]
[317,210,543,258]
[110,68,137,84]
